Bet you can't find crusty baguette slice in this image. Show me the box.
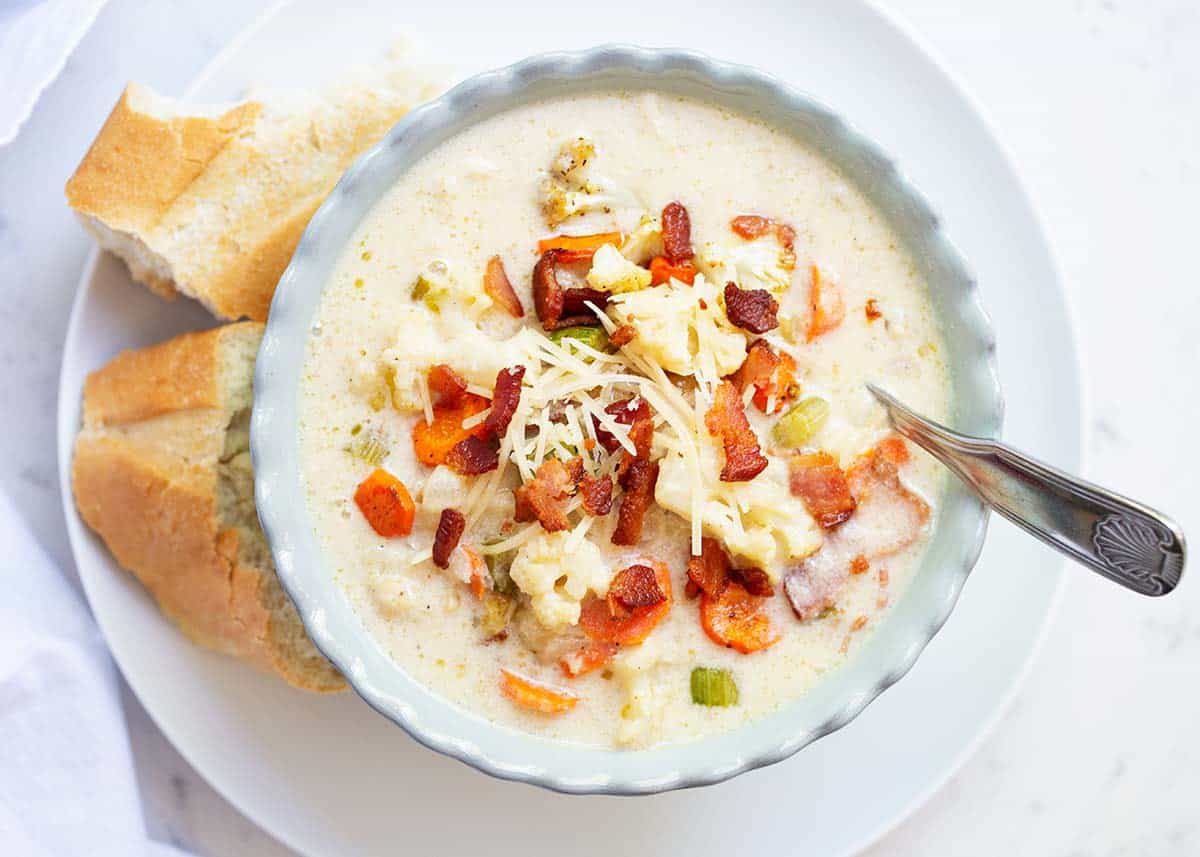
[72,322,345,692]
[66,67,434,321]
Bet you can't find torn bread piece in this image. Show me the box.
[66,66,437,321]
[71,323,344,692]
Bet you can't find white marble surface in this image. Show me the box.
[1,1,1196,854]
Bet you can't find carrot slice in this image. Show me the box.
[536,232,622,262]
[559,641,619,678]
[648,255,697,286]
[700,580,780,654]
[411,394,490,466]
[499,669,579,714]
[353,469,415,537]
[807,264,845,342]
[578,561,673,646]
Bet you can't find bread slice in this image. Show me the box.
[72,323,345,692]
[66,66,435,321]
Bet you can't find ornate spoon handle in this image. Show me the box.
[868,385,1185,596]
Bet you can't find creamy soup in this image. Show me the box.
[299,91,949,748]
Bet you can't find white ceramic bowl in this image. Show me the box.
[252,45,1002,794]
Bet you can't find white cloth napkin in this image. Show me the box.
[0,0,108,146]
[0,491,188,856]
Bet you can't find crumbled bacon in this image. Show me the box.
[783,561,843,622]
[865,298,882,322]
[661,201,694,264]
[483,255,524,318]
[514,458,577,532]
[788,451,857,529]
[733,565,774,597]
[579,474,614,516]
[427,364,469,407]
[730,214,773,240]
[609,323,637,347]
[611,459,659,546]
[686,537,731,597]
[723,282,779,333]
[445,435,500,475]
[482,366,525,439]
[608,564,668,611]
[593,397,652,454]
[807,264,845,341]
[705,380,768,482]
[732,340,796,415]
[532,250,606,330]
[432,508,465,569]
[730,215,796,256]
[850,554,870,575]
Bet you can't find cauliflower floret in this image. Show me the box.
[611,635,683,747]
[655,436,821,578]
[380,304,520,412]
[696,233,797,296]
[508,530,613,630]
[542,137,638,227]
[586,243,653,294]
[606,273,746,378]
[618,215,664,265]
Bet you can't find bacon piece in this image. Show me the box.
[783,561,844,622]
[733,339,797,415]
[432,508,466,569]
[532,250,604,330]
[354,469,415,537]
[579,474,614,516]
[730,215,796,256]
[723,282,779,334]
[850,554,870,576]
[661,201,693,263]
[609,323,637,347]
[686,537,731,597]
[536,231,622,262]
[513,458,577,532]
[841,439,929,556]
[499,669,578,714]
[608,563,668,611]
[700,580,780,654]
[482,366,525,439]
[807,264,845,341]
[730,214,773,240]
[611,459,659,546]
[483,255,524,318]
[445,435,500,475]
[732,565,774,597]
[579,561,672,644]
[592,397,652,454]
[877,435,910,466]
[705,380,768,482]
[559,641,619,678]
[865,298,882,322]
[427,363,469,407]
[788,451,857,529]
[648,256,697,286]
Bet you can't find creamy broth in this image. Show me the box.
[299,91,949,748]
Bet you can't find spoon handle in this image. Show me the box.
[868,385,1185,596]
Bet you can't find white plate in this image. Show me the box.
[57,1,1083,854]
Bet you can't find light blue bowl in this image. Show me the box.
[252,45,1002,794]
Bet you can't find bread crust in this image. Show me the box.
[72,324,344,692]
[66,79,418,321]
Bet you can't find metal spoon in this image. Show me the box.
[867,384,1186,596]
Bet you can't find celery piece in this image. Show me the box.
[691,667,739,706]
[772,397,830,448]
[484,547,518,596]
[346,431,389,466]
[549,325,609,352]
